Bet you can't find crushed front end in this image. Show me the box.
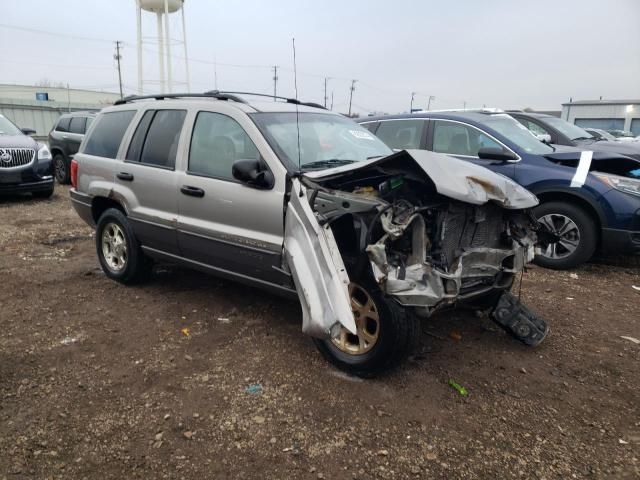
[297,150,549,345]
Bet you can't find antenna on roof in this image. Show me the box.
[292,37,302,173]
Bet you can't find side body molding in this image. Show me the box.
[283,178,357,338]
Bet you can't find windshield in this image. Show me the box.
[0,115,22,136]
[250,112,392,171]
[543,117,594,141]
[478,114,554,154]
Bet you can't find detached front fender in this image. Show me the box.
[283,178,357,339]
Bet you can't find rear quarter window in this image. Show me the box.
[69,116,87,134]
[83,110,136,159]
[55,117,71,132]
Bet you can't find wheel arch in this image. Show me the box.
[91,197,127,223]
[50,147,66,159]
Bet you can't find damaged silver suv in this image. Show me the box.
[70,91,548,376]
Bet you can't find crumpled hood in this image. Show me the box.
[305,149,539,209]
[0,134,38,149]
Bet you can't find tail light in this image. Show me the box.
[70,159,79,188]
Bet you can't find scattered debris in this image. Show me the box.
[184,354,193,361]
[377,449,389,456]
[448,379,468,396]
[566,297,574,301]
[183,431,194,440]
[569,273,579,279]
[618,438,629,445]
[217,317,231,324]
[180,327,190,337]
[449,330,462,341]
[620,336,640,345]
[253,415,266,424]
[60,334,84,345]
[520,367,527,374]
[245,384,263,395]
[632,285,640,292]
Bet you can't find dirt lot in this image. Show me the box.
[0,186,639,480]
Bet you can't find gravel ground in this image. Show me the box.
[1,186,639,479]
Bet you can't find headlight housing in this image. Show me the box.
[38,144,52,161]
[593,171,640,197]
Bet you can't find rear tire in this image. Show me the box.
[96,208,151,284]
[313,274,419,378]
[533,201,597,270]
[53,154,70,184]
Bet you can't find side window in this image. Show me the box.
[360,121,379,133]
[83,110,136,159]
[522,120,549,136]
[375,120,425,150]
[188,112,260,180]
[126,111,155,162]
[85,116,94,130]
[55,117,71,132]
[138,110,187,169]
[69,116,86,134]
[432,120,501,157]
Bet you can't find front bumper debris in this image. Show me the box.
[491,291,549,346]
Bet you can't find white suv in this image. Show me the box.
[69,91,548,377]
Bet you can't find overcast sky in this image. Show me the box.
[1,0,639,115]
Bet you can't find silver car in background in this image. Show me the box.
[69,91,548,377]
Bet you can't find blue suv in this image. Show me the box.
[358,111,640,269]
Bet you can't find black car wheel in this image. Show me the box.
[533,201,597,270]
[53,154,70,184]
[96,208,151,284]
[313,275,419,378]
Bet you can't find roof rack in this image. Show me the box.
[114,90,327,110]
[210,91,327,110]
[114,91,248,105]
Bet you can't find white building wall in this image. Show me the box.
[562,103,640,133]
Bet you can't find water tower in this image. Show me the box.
[135,0,190,94]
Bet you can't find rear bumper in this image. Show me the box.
[0,177,53,194]
[69,189,95,226]
[601,228,640,255]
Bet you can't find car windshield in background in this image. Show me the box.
[0,115,22,136]
[543,117,594,141]
[250,112,392,171]
[479,114,554,154]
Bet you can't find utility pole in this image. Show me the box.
[114,41,124,99]
[272,66,278,101]
[348,79,357,117]
[410,92,416,112]
[463,100,467,110]
[427,95,435,110]
[324,77,330,108]
[330,91,334,110]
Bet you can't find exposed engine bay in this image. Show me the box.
[284,150,548,346]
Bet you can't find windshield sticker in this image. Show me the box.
[349,130,375,140]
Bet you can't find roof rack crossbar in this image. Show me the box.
[114,91,249,105]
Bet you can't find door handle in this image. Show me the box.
[62,135,69,139]
[117,172,134,181]
[180,185,205,198]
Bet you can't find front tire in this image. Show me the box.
[53,154,70,184]
[96,208,151,284]
[313,276,419,377]
[533,201,597,270]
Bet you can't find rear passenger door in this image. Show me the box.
[176,110,289,287]
[115,109,187,255]
[67,116,87,156]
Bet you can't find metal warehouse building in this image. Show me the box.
[0,84,119,140]
[562,99,640,136]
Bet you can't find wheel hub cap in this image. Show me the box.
[331,283,380,355]
[538,213,580,260]
[101,223,128,272]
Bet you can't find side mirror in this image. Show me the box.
[477,147,519,162]
[536,133,552,144]
[21,127,36,136]
[232,158,274,189]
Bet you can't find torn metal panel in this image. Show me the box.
[305,149,539,209]
[283,178,356,338]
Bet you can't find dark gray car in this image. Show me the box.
[48,111,96,184]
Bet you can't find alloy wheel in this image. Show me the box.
[101,223,128,272]
[538,213,581,260]
[331,283,380,355]
[54,156,66,183]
